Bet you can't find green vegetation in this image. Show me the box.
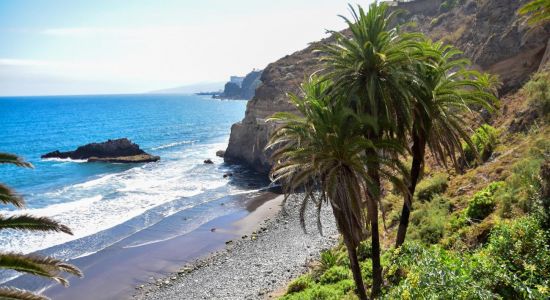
[271,2,548,299]
[408,195,450,244]
[523,71,550,116]
[414,173,448,202]
[465,181,504,222]
[463,124,499,165]
[439,0,464,12]
[0,153,82,300]
[519,0,550,27]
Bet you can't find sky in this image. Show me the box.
[0,0,370,96]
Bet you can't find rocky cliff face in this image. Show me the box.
[218,70,263,100]
[225,0,550,174]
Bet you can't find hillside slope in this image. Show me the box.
[224,0,550,174]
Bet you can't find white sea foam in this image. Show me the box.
[41,157,87,163]
[151,140,198,150]
[0,141,242,257]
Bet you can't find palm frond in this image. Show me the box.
[0,153,33,168]
[0,252,83,287]
[0,287,50,300]
[0,215,72,235]
[0,183,25,208]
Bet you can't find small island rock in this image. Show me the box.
[42,138,159,163]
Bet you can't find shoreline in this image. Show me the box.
[40,190,282,300]
[135,194,338,300]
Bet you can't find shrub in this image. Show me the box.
[319,265,350,284]
[357,241,371,261]
[481,217,550,299]
[281,284,344,300]
[319,250,337,272]
[282,280,354,300]
[287,275,314,294]
[463,124,499,164]
[409,195,450,244]
[384,242,497,299]
[414,173,448,202]
[523,71,550,116]
[465,182,504,222]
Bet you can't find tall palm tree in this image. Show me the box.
[0,153,82,300]
[317,3,417,296]
[519,0,550,27]
[394,40,498,247]
[268,77,374,300]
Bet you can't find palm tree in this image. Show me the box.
[519,0,550,27]
[394,40,498,247]
[317,3,417,296]
[268,77,374,300]
[0,153,82,300]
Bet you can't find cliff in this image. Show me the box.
[225,0,550,174]
[217,70,263,100]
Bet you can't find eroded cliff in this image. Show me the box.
[225,0,550,174]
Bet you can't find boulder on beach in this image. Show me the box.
[41,138,160,163]
[216,150,225,158]
[204,159,214,164]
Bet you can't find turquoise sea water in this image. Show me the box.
[0,94,260,282]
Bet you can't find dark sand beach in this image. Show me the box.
[135,194,338,300]
[37,191,284,300]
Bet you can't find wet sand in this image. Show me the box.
[41,191,283,300]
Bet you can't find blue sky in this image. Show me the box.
[0,0,370,96]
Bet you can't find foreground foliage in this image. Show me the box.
[0,153,82,300]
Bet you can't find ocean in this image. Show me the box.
[0,94,264,285]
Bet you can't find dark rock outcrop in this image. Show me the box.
[225,0,550,174]
[42,138,159,163]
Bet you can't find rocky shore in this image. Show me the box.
[42,138,159,163]
[134,195,338,300]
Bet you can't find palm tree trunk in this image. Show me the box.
[396,132,425,247]
[366,161,382,298]
[346,243,369,300]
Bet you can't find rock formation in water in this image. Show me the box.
[42,138,160,163]
[224,0,550,174]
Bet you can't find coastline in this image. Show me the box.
[135,194,338,300]
[40,190,282,300]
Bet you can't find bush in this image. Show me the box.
[281,284,345,300]
[414,173,448,202]
[319,265,350,284]
[463,124,499,165]
[481,217,550,299]
[287,275,314,294]
[523,71,550,116]
[384,242,497,299]
[319,250,337,272]
[465,182,504,222]
[409,195,450,244]
[282,280,355,300]
[357,241,371,261]
[496,138,549,219]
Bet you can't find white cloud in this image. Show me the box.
[3,0,359,95]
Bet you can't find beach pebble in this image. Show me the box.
[135,193,338,300]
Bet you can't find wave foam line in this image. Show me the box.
[152,140,197,150]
